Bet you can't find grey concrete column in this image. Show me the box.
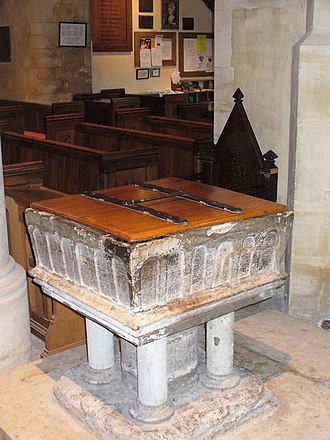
[200,312,240,389]
[0,136,31,371]
[129,337,174,423]
[82,318,117,384]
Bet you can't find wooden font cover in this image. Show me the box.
[31,178,287,243]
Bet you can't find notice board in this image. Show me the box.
[179,33,214,77]
[91,0,132,52]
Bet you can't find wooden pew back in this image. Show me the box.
[144,115,213,140]
[100,88,126,99]
[0,105,25,133]
[178,102,213,122]
[115,107,151,130]
[1,131,159,194]
[74,122,212,180]
[51,101,84,115]
[45,113,85,143]
[0,99,52,133]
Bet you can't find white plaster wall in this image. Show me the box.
[92,0,213,94]
[214,0,307,204]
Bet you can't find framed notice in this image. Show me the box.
[59,22,87,47]
[91,0,133,52]
[179,32,214,77]
[136,68,150,80]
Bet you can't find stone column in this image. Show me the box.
[200,312,240,389]
[0,136,31,371]
[129,337,174,423]
[82,318,117,384]
[289,0,330,323]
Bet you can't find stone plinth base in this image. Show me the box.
[54,364,276,440]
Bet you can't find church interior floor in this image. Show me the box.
[0,309,329,440]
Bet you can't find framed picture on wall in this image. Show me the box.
[162,0,179,30]
[136,68,150,80]
[139,0,153,13]
[150,67,160,77]
[139,15,154,29]
[0,26,11,62]
[59,22,87,47]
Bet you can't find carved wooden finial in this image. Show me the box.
[263,150,278,168]
[233,88,244,102]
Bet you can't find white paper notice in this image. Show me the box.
[162,39,172,61]
[197,53,206,71]
[184,38,198,72]
[206,39,214,57]
[206,56,214,72]
[151,47,162,66]
[140,49,152,68]
[206,39,214,72]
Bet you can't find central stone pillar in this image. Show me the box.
[0,136,31,371]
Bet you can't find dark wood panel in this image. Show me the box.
[1,132,159,194]
[90,0,132,52]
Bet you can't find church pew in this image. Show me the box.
[100,88,126,99]
[45,112,85,143]
[84,96,141,126]
[0,120,7,132]
[178,102,213,122]
[144,116,213,140]
[72,92,101,101]
[44,107,213,146]
[0,99,52,133]
[0,105,25,133]
[1,131,159,194]
[51,100,84,115]
[115,107,151,129]
[3,160,86,356]
[115,112,214,140]
[74,122,213,180]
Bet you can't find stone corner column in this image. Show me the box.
[0,136,31,372]
[200,312,240,389]
[82,318,118,384]
[129,337,175,424]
